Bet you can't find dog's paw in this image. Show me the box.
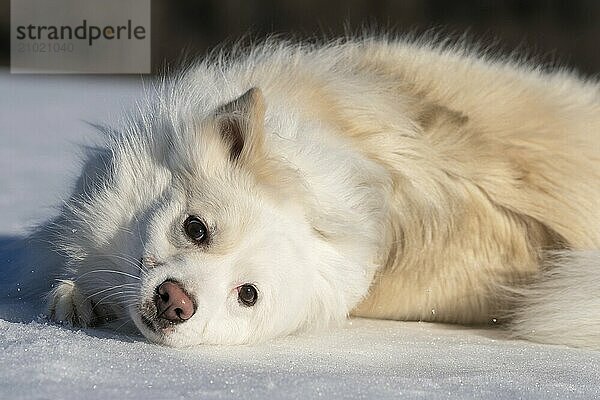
[48,280,95,327]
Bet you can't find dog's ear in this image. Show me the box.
[215,87,266,163]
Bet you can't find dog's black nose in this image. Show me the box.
[155,280,196,322]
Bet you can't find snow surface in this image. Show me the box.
[1,70,599,399]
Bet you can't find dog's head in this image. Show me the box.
[61,86,379,346]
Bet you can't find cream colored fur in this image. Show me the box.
[38,36,600,348]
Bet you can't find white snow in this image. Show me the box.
[1,70,599,400]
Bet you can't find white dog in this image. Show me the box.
[29,37,600,348]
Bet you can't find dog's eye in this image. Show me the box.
[183,216,208,244]
[238,284,258,307]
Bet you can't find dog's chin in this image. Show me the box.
[128,306,179,346]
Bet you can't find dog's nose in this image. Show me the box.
[155,280,196,322]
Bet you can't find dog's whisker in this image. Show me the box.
[76,269,141,282]
[115,252,150,276]
[112,318,138,333]
[132,213,146,256]
[93,291,140,310]
[84,284,139,302]
[103,254,148,278]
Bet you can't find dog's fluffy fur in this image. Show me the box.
[27,37,600,348]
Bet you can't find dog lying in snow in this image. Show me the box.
[30,37,600,348]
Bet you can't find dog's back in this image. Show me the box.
[327,40,600,348]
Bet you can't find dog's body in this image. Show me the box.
[26,37,600,348]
